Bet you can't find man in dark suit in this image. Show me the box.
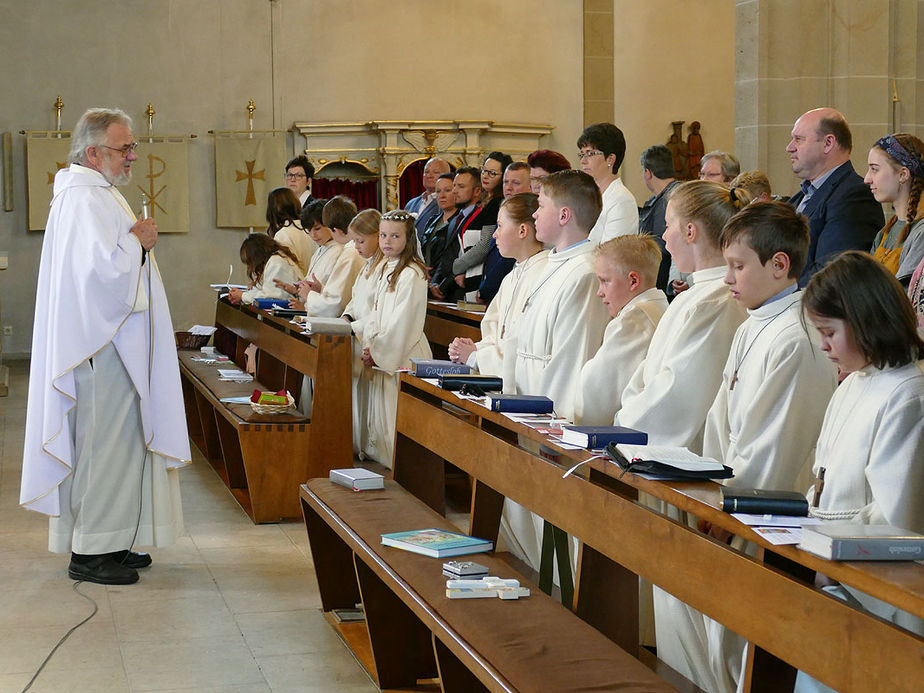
[786,108,883,286]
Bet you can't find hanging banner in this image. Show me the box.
[25,132,71,231]
[122,138,190,234]
[214,132,287,228]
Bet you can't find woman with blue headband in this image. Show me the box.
[863,133,924,284]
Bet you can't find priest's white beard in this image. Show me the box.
[103,168,131,186]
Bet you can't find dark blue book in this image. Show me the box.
[488,394,554,414]
[410,358,472,377]
[560,425,648,449]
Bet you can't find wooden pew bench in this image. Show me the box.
[179,299,352,523]
[301,478,677,693]
[425,301,483,359]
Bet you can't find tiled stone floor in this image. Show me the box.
[0,361,377,693]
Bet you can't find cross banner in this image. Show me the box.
[214,132,287,228]
[122,138,190,233]
[25,132,71,231]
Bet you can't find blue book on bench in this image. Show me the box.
[381,529,493,558]
[488,394,554,414]
[560,425,648,449]
[253,298,291,310]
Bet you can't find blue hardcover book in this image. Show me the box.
[488,394,554,414]
[410,358,472,377]
[560,425,648,449]
[253,297,291,310]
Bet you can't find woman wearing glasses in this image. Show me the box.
[578,122,639,245]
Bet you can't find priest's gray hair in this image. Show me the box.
[67,108,133,165]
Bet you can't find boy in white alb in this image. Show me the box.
[696,202,837,693]
[575,234,668,425]
[447,193,548,386]
[504,170,610,572]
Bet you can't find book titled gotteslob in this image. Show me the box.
[410,359,472,377]
[381,529,493,558]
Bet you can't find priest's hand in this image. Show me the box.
[131,218,158,251]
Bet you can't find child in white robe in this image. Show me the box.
[575,234,668,425]
[361,211,432,467]
[228,234,300,306]
[795,251,924,693]
[505,171,611,574]
[342,209,383,457]
[286,196,364,317]
[694,202,837,693]
[266,187,316,275]
[447,193,548,385]
[614,180,749,689]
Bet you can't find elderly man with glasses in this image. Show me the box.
[22,107,189,586]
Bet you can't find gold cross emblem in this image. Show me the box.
[235,159,264,206]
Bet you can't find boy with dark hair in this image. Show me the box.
[690,201,838,693]
[577,122,638,244]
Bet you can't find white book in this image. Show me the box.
[614,444,725,472]
[302,317,352,335]
[798,523,924,561]
[330,468,384,491]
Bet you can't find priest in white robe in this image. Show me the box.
[21,108,189,586]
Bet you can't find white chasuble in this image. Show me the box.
[305,242,364,317]
[513,241,609,421]
[241,254,301,304]
[575,287,668,426]
[22,164,189,546]
[616,265,746,453]
[362,260,432,467]
[274,220,317,275]
[472,249,548,383]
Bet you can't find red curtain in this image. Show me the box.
[399,159,427,208]
[312,178,380,211]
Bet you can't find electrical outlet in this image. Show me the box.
[2,326,11,337]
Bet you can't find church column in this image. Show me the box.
[583,0,615,125]
[735,0,921,197]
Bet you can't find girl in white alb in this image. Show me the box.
[341,209,383,457]
[360,211,432,467]
[228,234,300,306]
[795,251,924,693]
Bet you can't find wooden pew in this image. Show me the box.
[391,374,924,693]
[425,301,483,359]
[301,478,677,693]
[179,298,352,522]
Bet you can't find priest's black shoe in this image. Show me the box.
[68,553,139,585]
[110,550,153,569]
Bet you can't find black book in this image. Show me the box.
[721,488,808,516]
[438,374,503,392]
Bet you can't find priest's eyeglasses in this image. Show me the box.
[100,142,139,158]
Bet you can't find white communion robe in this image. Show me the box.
[469,249,549,385]
[21,164,189,554]
[305,241,364,317]
[575,287,668,426]
[344,257,382,456]
[240,254,301,304]
[588,177,639,245]
[274,220,317,275]
[794,360,924,693]
[616,265,747,453]
[688,291,837,693]
[362,259,432,467]
[504,240,609,572]
[615,265,745,688]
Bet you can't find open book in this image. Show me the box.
[605,443,734,480]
